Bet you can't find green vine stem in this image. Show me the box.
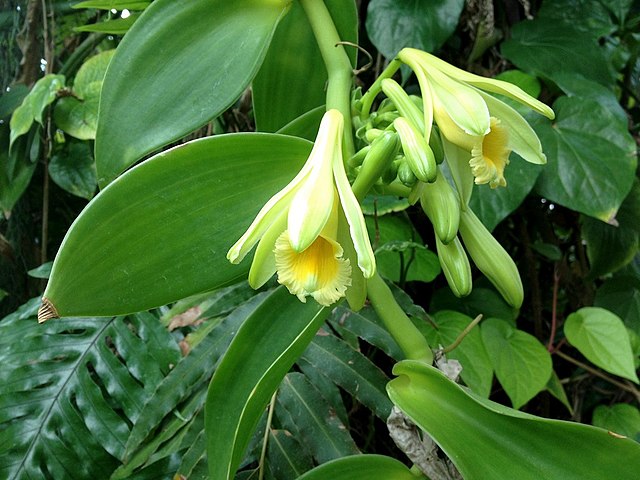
[299,0,355,158]
[367,272,433,364]
[359,58,402,119]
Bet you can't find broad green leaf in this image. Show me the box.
[501,18,615,86]
[253,0,357,132]
[0,304,179,478]
[75,14,139,34]
[388,360,640,480]
[537,0,617,37]
[430,286,518,323]
[301,333,393,419]
[494,70,541,99]
[296,359,350,426]
[0,84,29,119]
[205,287,327,480]
[582,180,640,278]
[470,153,542,231]
[43,134,310,317]
[481,318,552,409]
[366,0,465,58]
[361,195,410,215]
[95,0,289,186]
[532,95,637,222]
[297,455,416,480]
[564,307,639,382]
[267,429,314,479]
[0,125,38,215]
[595,275,640,335]
[277,106,325,141]
[9,74,65,147]
[422,310,493,397]
[275,373,359,463]
[592,404,640,442]
[48,142,97,199]
[73,0,150,10]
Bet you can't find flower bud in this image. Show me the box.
[381,78,425,133]
[435,235,472,298]
[394,117,437,183]
[397,160,417,187]
[419,168,459,244]
[458,209,523,308]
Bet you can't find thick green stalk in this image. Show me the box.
[299,0,355,157]
[359,58,402,119]
[367,273,433,364]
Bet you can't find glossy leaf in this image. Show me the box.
[205,287,327,480]
[366,0,465,58]
[43,134,310,317]
[73,0,150,9]
[564,307,639,383]
[422,310,493,397]
[297,455,417,480]
[532,95,637,222]
[95,0,290,186]
[277,106,326,141]
[0,301,179,478]
[275,373,359,463]
[592,404,640,442]
[501,18,615,87]
[537,0,618,37]
[49,142,97,199]
[481,318,552,409]
[388,360,640,480]
[595,275,640,335]
[253,0,357,132]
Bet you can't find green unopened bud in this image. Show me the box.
[435,235,472,297]
[458,209,524,308]
[365,128,384,144]
[429,129,445,164]
[381,157,401,184]
[381,78,425,133]
[397,160,417,187]
[419,168,460,244]
[349,146,370,168]
[353,131,400,197]
[394,117,437,183]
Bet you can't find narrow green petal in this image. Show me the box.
[479,91,546,165]
[332,152,376,278]
[401,48,554,119]
[441,135,474,207]
[248,208,287,288]
[287,110,342,252]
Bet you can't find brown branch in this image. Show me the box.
[16,0,43,86]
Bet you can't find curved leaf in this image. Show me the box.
[388,360,640,480]
[204,287,328,480]
[296,454,417,480]
[253,0,357,132]
[43,134,311,317]
[95,0,290,185]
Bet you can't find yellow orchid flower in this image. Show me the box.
[227,109,375,307]
[397,48,554,189]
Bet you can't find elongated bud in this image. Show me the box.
[381,157,401,184]
[420,168,459,244]
[353,131,401,196]
[397,160,417,187]
[349,146,370,168]
[435,235,472,297]
[429,129,445,164]
[365,128,384,143]
[458,209,523,308]
[381,78,425,133]
[394,117,437,183]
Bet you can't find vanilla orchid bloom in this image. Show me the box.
[227,109,375,306]
[397,48,555,188]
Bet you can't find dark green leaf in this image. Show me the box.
[546,371,573,415]
[267,429,314,479]
[501,18,615,86]
[388,360,640,480]
[75,14,140,34]
[366,0,465,58]
[532,96,637,222]
[564,307,639,382]
[276,373,359,463]
[27,261,53,279]
[43,134,310,317]
[537,0,617,37]
[95,0,289,185]
[361,195,410,215]
[481,318,552,409]
[583,180,640,278]
[430,286,518,323]
[595,275,640,335]
[49,142,97,199]
[276,106,325,141]
[253,0,357,132]
[73,0,151,10]
[205,288,327,480]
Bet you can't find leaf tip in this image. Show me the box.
[38,297,60,323]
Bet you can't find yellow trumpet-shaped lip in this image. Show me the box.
[275,230,351,307]
[469,117,510,188]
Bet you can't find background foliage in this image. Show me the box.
[1,0,639,478]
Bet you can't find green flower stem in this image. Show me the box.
[367,273,433,364]
[359,58,402,119]
[299,0,355,158]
